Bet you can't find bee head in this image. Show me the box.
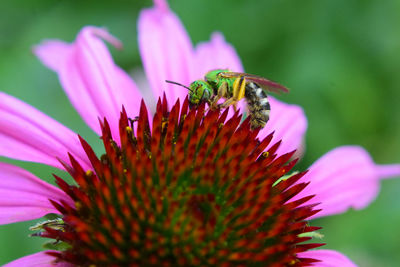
[188,80,212,108]
[164,79,212,109]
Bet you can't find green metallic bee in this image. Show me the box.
[167,69,289,130]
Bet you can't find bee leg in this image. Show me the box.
[219,77,246,110]
[203,95,220,113]
[218,81,228,98]
[128,116,139,128]
[209,81,228,109]
[220,97,238,108]
[210,95,221,109]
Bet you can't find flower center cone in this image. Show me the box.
[40,96,323,266]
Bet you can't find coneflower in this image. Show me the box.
[1,0,399,266]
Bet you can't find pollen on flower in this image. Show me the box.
[39,95,323,266]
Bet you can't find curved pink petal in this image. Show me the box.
[376,163,400,179]
[298,249,357,267]
[194,32,244,77]
[0,92,90,169]
[262,97,307,156]
[0,163,72,224]
[138,2,194,106]
[34,26,141,139]
[3,251,72,267]
[153,0,169,10]
[291,146,400,219]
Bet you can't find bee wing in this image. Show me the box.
[220,72,289,94]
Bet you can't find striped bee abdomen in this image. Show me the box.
[245,82,271,130]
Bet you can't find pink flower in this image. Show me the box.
[1,0,400,266]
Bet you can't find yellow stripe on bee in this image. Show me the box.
[232,76,246,101]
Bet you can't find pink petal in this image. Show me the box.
[298,249,357,267]
[153,0,169,11]
[0,163,72,224]
[291,146,400,219]
[0,92,90,169]
[34,26,141,139]
[194,32,244,78]
[3,251,72,267]
[376,163,400,179]
[138,3,194,106]
[261,97,307,156]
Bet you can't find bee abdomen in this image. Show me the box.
[245,82,270,130]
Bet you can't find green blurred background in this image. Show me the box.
[1,0,399,265]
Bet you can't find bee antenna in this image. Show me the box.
[165,80,193,92]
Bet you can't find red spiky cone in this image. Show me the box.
[41,96,323,266]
